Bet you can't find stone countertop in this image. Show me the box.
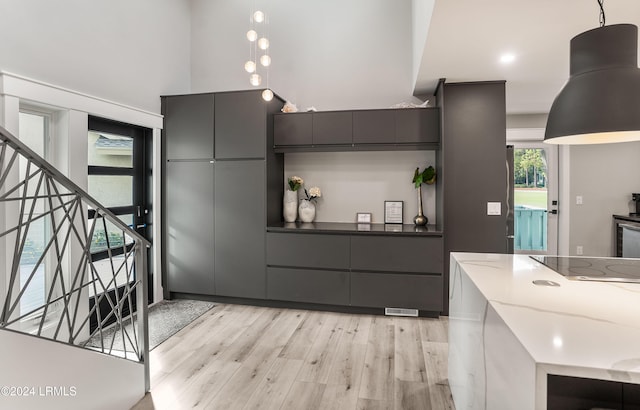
[614,214,640,223]
[451,252,640,384]
[267,222,443,236]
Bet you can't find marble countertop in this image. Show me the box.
[267,222,443,236]
[451,252,640,383]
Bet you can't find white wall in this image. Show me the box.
[411,0,435,89]
[284,150,436,224]
[0,0,191,113]
[191,0,419,110]
[568,142,640,257]
[0,330,144,410]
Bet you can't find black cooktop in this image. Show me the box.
[530,256,640,283]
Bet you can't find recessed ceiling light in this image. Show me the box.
[500,53,516,64]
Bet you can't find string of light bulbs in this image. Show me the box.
[245,7,273,101]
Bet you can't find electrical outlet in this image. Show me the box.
[576,195,583,205]
[576,245,583,255]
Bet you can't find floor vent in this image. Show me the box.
[384,307,418,317]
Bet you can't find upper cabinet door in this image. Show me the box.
[215,91,266,159]
[353,110,395,144]
[395,108,440,144]
[163,94,214,160]
[312,112,352,145]
[274,113,313,146]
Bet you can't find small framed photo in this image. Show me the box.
[356,212,372,223]
[384,201,403,224]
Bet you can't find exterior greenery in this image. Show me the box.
[514,148,546,188]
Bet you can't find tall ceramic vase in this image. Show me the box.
[298,199,316,223]
[413,185,428,226]
[283,190,298,222]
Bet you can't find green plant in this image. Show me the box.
[287,176,303,191]
[412,166,436,188]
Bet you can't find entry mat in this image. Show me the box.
[85,299,215,352]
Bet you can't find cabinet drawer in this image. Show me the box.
[267,267,349,305]
[351,272,442,311]
[351,236,442,273]
[267,232,350,269]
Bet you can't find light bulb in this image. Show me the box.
[258,37,269,50]
[246,30,257,42]
[262,89,274,101]
[253,11,264,23]
[244,60,256,73]
[260,54,271,67]
[249,74,262,86]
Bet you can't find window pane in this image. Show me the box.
[87,175,133,208]
[88,131,133,168]
[89,215,134,253]
[88,254,135,297]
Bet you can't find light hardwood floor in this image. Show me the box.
[131,303,455,410]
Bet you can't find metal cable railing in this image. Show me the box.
[0,125,150,390]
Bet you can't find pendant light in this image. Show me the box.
[244,4,273,101]
[544,1,640,144]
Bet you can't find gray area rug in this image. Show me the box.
[85,299,215,352]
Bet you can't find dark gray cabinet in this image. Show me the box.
[351,273,442,311]
[273,108,439,152]
[312,112,352,145]
[163,94,214,160]
[273,113,312,146]
[214,160,266,299]
[163,89,284,300]
[267,267,349,305]
[546,375,639,410]
[215,91,266,159]
[353,110,395,144]
[396,109,440,144]
[165,161,215,294]
[351,236,443,273]
[266,231,444,312]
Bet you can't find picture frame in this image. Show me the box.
[384,200,403,224]
[356,212,372,223]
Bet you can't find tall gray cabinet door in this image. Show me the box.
[166,161,215,294]
[214,91,266,159]
[214,160,266,299]
[163,94,214,160]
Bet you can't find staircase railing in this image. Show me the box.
[0,125,150,390]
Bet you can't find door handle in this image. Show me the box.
[546,209,558,215]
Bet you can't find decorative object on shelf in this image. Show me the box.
[281,101,298,113]
[412,166,436,226]
[244,6,273,101]
[299,186,321,223]
[390,100,429,109]
[544,0,640,144]
[284,176,303,222]
[384,200,403,224]
[356,213,372,223]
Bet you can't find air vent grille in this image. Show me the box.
[384,307,418,317]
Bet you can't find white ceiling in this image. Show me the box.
[415,0,640,114]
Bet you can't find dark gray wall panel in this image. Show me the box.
[353,110,395,144]
[267,267,349,305]
[163,94,214,160]
[395,108,440,144]
[166,161,215,294]
[214,160,266,299]
[351,236,443,273]
[215,91,266,159]
[312,112,352,145]
[267,232,350,270]
[351,272,442,310]
[274,113,312,146]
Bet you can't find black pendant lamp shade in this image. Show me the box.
[544,24,640,144]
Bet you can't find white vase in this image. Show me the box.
[283,190,298,222]
[298,199,316,223]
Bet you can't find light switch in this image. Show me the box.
[487,202,501,216]
[576,195,583,205]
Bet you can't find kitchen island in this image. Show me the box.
[449,252,640,410]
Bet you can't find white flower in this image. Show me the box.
[308,186,321,198]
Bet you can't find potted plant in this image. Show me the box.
[412,166,436,226]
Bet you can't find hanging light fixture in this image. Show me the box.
[544,0,640,144]
[244,4,273,101]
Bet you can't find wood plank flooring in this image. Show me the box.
[131,304,455,410]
